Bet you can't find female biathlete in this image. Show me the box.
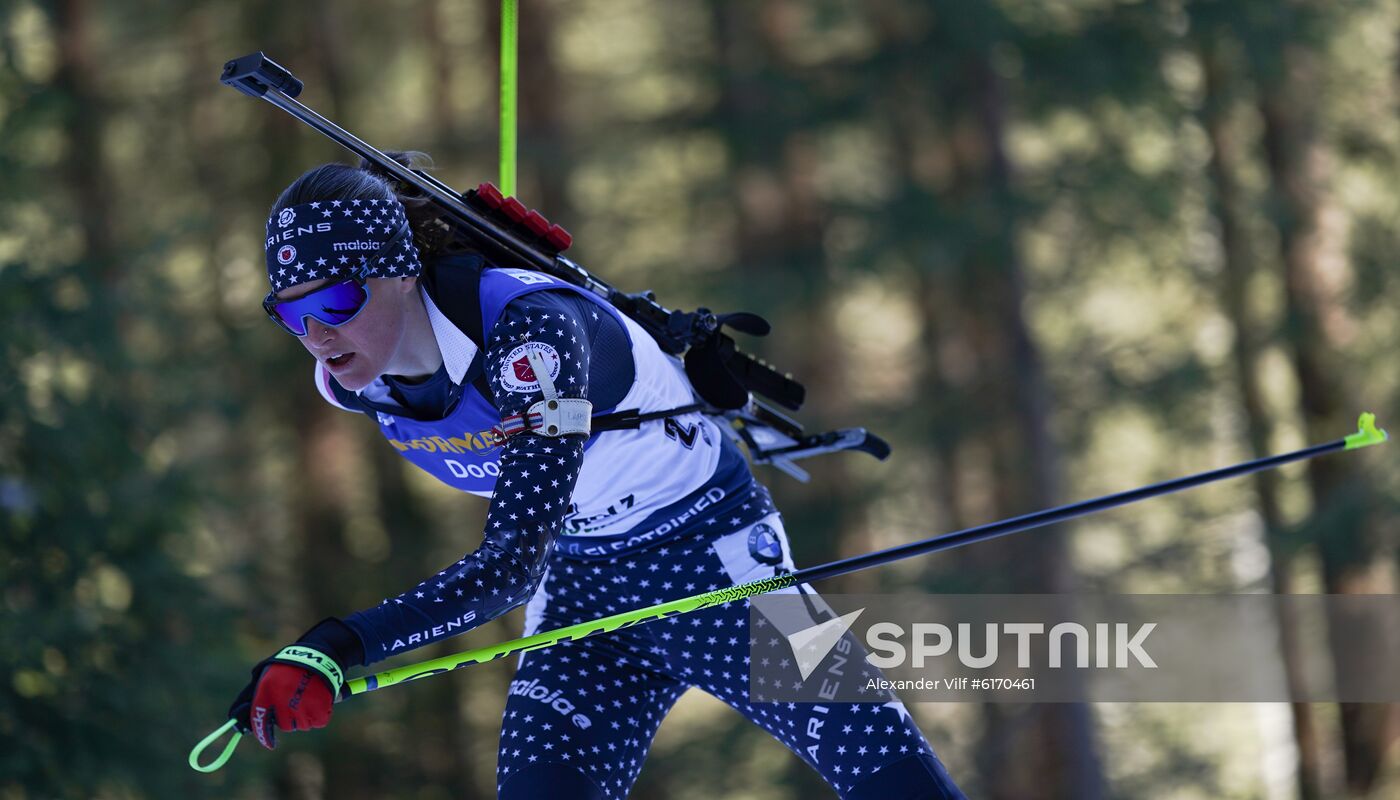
[226,155,965,800]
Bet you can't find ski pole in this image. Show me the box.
[190,412,1387,772]
[499,0,518,197]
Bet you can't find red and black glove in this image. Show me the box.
[227,617,365,750]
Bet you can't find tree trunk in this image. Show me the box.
[710,0,863,570]
[53,0,122,365]
[1198,35,1333,800]
[708,1,872,791]
[864,5,1104,792]
[949,54,1106,800]
[1257,37,1397,797]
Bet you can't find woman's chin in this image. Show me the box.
[325,359,378,391]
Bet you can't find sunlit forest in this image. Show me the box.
[3,0,1399,798]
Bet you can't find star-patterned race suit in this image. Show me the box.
[316,254,965,799]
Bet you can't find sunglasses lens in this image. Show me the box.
[270,303,310,335]
[268,280,369,336]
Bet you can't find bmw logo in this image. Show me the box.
[748,523,783,566]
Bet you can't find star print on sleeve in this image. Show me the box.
[341,292,594,666]
[479,291,591,562]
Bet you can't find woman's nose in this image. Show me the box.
[304,318,336,343]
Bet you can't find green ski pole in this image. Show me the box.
[191,412,1387,772]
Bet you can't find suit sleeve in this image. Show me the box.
[342,292,590,665]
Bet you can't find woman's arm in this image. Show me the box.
[342,291,599,665]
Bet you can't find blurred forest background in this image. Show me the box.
[2,0,1398,798]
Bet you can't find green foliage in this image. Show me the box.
[0,26,254,800]
[2,0,1397,797]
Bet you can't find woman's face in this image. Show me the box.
[275,275,419,391]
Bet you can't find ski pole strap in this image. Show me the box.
[189,718,241,773]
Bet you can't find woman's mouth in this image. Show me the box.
[326,352,356,371]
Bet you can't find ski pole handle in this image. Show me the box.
[189,718,242,773]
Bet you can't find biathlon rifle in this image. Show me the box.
[221,51,888,479]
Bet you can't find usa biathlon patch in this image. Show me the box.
[499,341,561,393]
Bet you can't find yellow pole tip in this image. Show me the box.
[1346,412,1389,450]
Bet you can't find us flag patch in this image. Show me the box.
[498,342,560,393]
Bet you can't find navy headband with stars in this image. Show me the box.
[264,197,423,293]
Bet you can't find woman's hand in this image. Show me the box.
[226,617,365,750]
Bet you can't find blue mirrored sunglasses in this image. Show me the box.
[263,274,372,336]
[261,220,410,336]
